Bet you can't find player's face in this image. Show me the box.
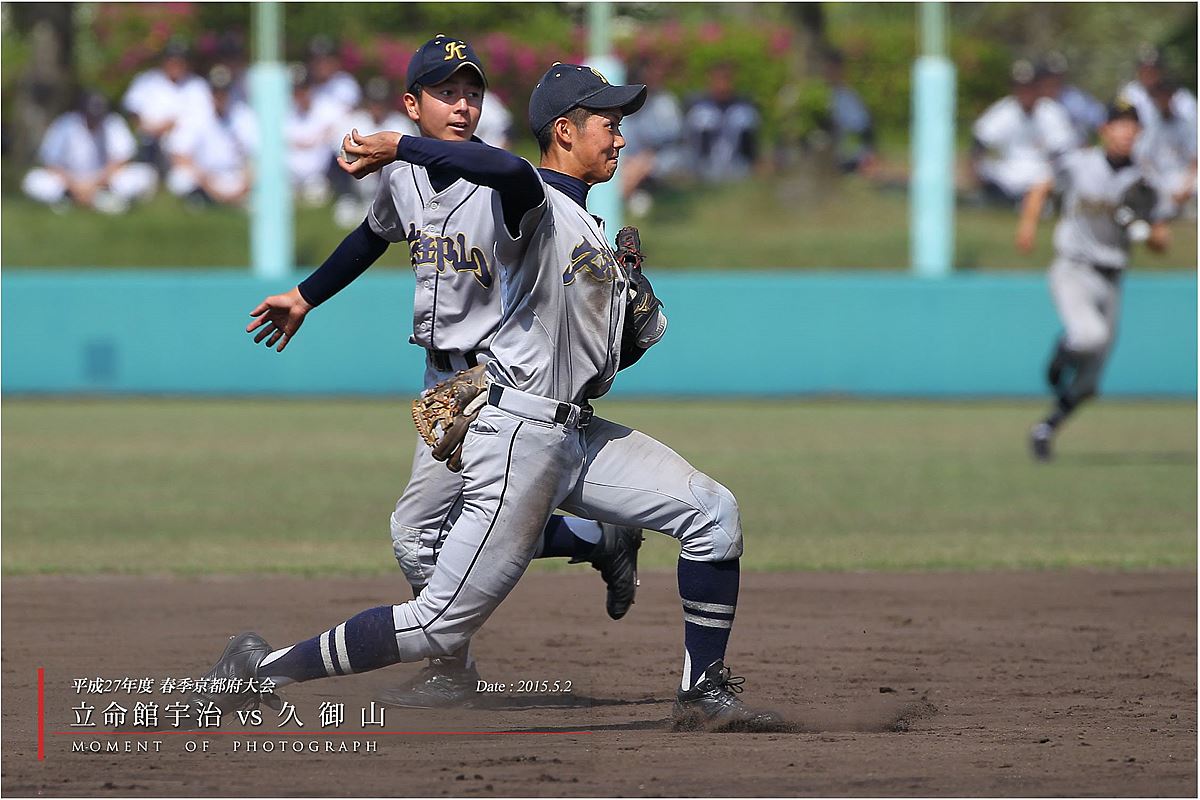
[405,71,483,142]
[1101,119,1140,158]
[570,110,626,184]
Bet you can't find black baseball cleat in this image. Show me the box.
[376,658,481,709]
[673,660,786,732]
[585,523,643,620]
[178,633,280,727]
[1030,422,1054,462]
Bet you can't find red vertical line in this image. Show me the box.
[37,668,45,760]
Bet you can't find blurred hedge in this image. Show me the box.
[5,2,1197,152]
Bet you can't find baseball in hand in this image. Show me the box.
[339,144,359,164]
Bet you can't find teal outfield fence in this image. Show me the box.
[2,270,1195,397]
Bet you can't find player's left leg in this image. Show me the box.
[558,416,781,730]
[183,406,585,725]
[1032,260,1117,460]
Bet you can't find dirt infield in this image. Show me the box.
[2,570,1195,797]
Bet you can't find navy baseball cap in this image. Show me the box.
[1107,99,1140,124]
[528,63,647,136]
[406,35,487,94]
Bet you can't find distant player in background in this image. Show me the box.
[972,60,1078,206]
[1016,102,1171,460]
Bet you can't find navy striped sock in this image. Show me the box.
[257,605,400,684]
[677,558,740,690]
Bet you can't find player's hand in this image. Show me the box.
[247,287,314,352]
[1147,223,1171,253]
[1015,220,1037,255]
[337,129,403,180]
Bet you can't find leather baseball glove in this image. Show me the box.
[412,364,489,472]
[1114,179,1158,242]
[615,226,665,369]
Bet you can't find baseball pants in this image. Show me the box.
[1049,256,1122,401]
[390,389,742,661]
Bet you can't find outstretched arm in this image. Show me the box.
[1016,179,1053,255]
[246,220,390,352]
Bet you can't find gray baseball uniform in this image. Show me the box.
[366,160,606,589]
[390,171,740,662]
[1048,147,1166,399]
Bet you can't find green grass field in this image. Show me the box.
[2,173,1195,271]
[2,398,1194,575]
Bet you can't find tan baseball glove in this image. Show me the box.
[411,364,489,472]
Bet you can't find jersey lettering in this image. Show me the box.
[563,238,618,285]
[407,224,493,289]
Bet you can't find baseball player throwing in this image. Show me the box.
[1017,100,1171,460]
[245,36,642,708]
[198,61,777,731]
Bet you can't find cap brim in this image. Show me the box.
[411,61,488,92]
[580,83,648,116]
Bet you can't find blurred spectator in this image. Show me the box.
[971,60,1078,205]
[22,90,157,213]
[821,49,878,175]
[620,58,686,216]
[308,35,360,114]
[1118,45,1198,131]
[475,91,514,150]
[332,77,417,228]
[121,38,214,169]
[1135,79,1198,217]
[285,65,344,205]
[213,32,250,107]
[1037,52,1106,142]
[165,66,257,208]
[685,62,761,182]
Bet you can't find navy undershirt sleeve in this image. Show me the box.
[297,220,390,307]
[396,136,543,237]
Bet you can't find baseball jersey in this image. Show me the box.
[367,162,505,355]
[38,112,138,175]
[974,96,1078,196]
[488,172,629,404]
[1052,147,1165,269]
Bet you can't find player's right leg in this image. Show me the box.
[559,417,781,730]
